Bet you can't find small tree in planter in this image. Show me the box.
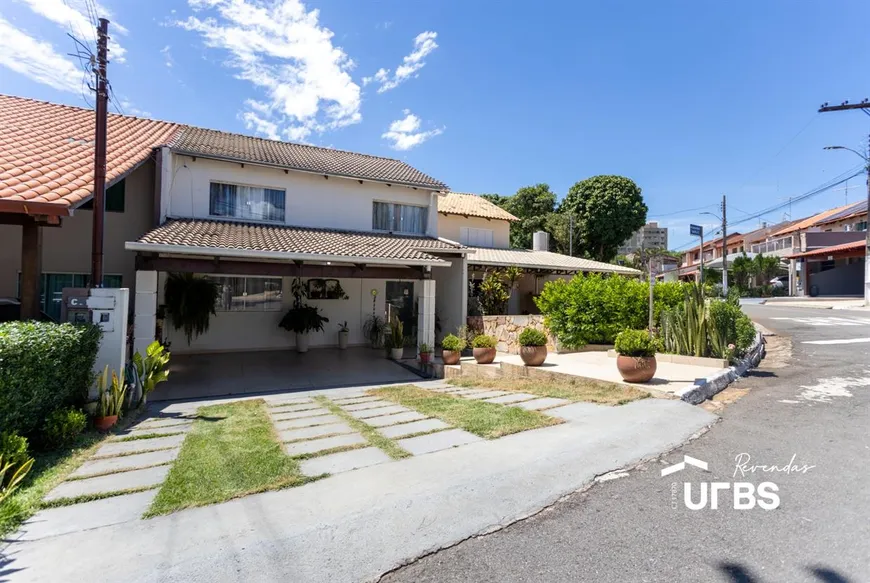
[94,365,128,430]
[363,314,387,349]
[418,343,433,364]
[471,335,497,364]
[518,327,548,366]
[389,318,405,360]
[614,329,658,383]
[441,333,466,365]
[337,321,350,350]
[279,305,329,353]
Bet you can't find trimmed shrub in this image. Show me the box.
[43,408,88,449]
[708,300,757,357]
[471,335,497,349]
[518,327,547,347]
[614,329,658,357]
[0,321,101,437]
[535,274,686,348]
[441,334,466,352]
[0,432,34,505]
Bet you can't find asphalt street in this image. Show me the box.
[383,305,870,583]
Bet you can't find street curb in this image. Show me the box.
[676,332,765,405]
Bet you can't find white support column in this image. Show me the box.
[417,278,436,354]
[133,270,158,355]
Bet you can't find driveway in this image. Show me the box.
[1,380,715,583]
[382,305,870,583]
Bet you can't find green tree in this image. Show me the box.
[504,184,557,249]
[731,252,755,291]
[752,253,781,283]
[560,175,648,262]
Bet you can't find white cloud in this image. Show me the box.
[367,31,438,93]
[161,45,174,68]
[0,16,82,93]
[120,99,152,118]
[16,0,128,64]
[381,109,443,150]
[177,0,361,142]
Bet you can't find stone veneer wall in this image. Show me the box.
[466,315,557,354]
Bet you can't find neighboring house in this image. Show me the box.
[674,233,745,282]
[0,95,179,320]
[437,192,640,317]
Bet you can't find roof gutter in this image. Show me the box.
[467,258,640,275]
[124,241,452,268]
[170,149,447,192]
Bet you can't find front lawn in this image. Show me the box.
[146,399,315,517]
[369,385,561,438]
[448,376,648,405]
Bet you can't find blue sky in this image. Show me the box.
[1,0,869,249]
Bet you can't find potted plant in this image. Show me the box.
[471,335,497,364]
[94,365,127,431]
[337,321,350,350]
[518,327,548,366]
[363,314,387,349]
[614,329,658,383]
[441,333,466,365]
[131,340,171,407]
[164,273,221,345]
[389,317,405,360]
[419,342,433,364]
[278,305,329,353]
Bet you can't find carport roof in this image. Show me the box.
[786,239,865,259]
[466,247,641,275]
[126,218,462,266]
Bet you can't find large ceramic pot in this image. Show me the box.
[442,349,461,365]
[338,330,349,350]
[296,332,310,353]
[390,347,404,360]
[473,347,496,364]
[94,415,118,431]
[519,345,547,366]
[616,355,657,383]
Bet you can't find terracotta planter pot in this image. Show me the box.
[616,355,657,383]
[519,345,547,366]
[473,347,496,364]
[419,352,432,364]
[442,349,461,365]
[94,415,118,431]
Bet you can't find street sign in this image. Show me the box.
[690,224,703,237]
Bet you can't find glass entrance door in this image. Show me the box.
[385,281,415,346]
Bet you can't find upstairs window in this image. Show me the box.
[209,182,285,222]
[80,179,125,212]
[372,201,428,234]
[460,227,495,248]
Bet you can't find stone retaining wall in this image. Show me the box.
[466,315,557,354]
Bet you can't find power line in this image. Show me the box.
[649,204,718,218]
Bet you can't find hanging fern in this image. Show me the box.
[164,273,220,345]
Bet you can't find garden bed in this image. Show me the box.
[448,376,649,406]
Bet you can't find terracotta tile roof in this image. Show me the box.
[438,192,518,221]
[684,232,744,254]
[786,239,865,259]
[0,94,180,216]
[466,247,641,275]
[171,126,446,191]
[129,218,462,265]
[771,204,855,236]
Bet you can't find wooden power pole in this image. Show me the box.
[90,18,110,288]
[721,194,728,297]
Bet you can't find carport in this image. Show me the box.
[788,239,866,297]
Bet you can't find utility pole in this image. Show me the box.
[818,99,870,306]
[90,18,109,288]
[720,194,728,296]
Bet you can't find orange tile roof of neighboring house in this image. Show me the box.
[438,192,519,222]
[786,239,865,259]
[0,94,180,216]
[684,232,743,254]
[770,204,855,237]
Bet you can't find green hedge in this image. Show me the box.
[534,274,685,348]
[0,322,101,437]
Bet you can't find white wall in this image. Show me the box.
[163,154,439,236]
[161,274,427,354]
[0,161,155,298]
[432,256,467,341]
[438,214,510,248]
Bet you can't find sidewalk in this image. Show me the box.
[1,385,715,583]
[761,296,866,310]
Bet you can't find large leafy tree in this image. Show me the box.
[560,175,648,262]
[502,184,557,249]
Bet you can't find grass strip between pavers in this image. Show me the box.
[39,485,158,509]
[370,385,562,439]
[145,399,320,517]
[113,431,185,442]
[315,397,411,460]
[448,376,649,406]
